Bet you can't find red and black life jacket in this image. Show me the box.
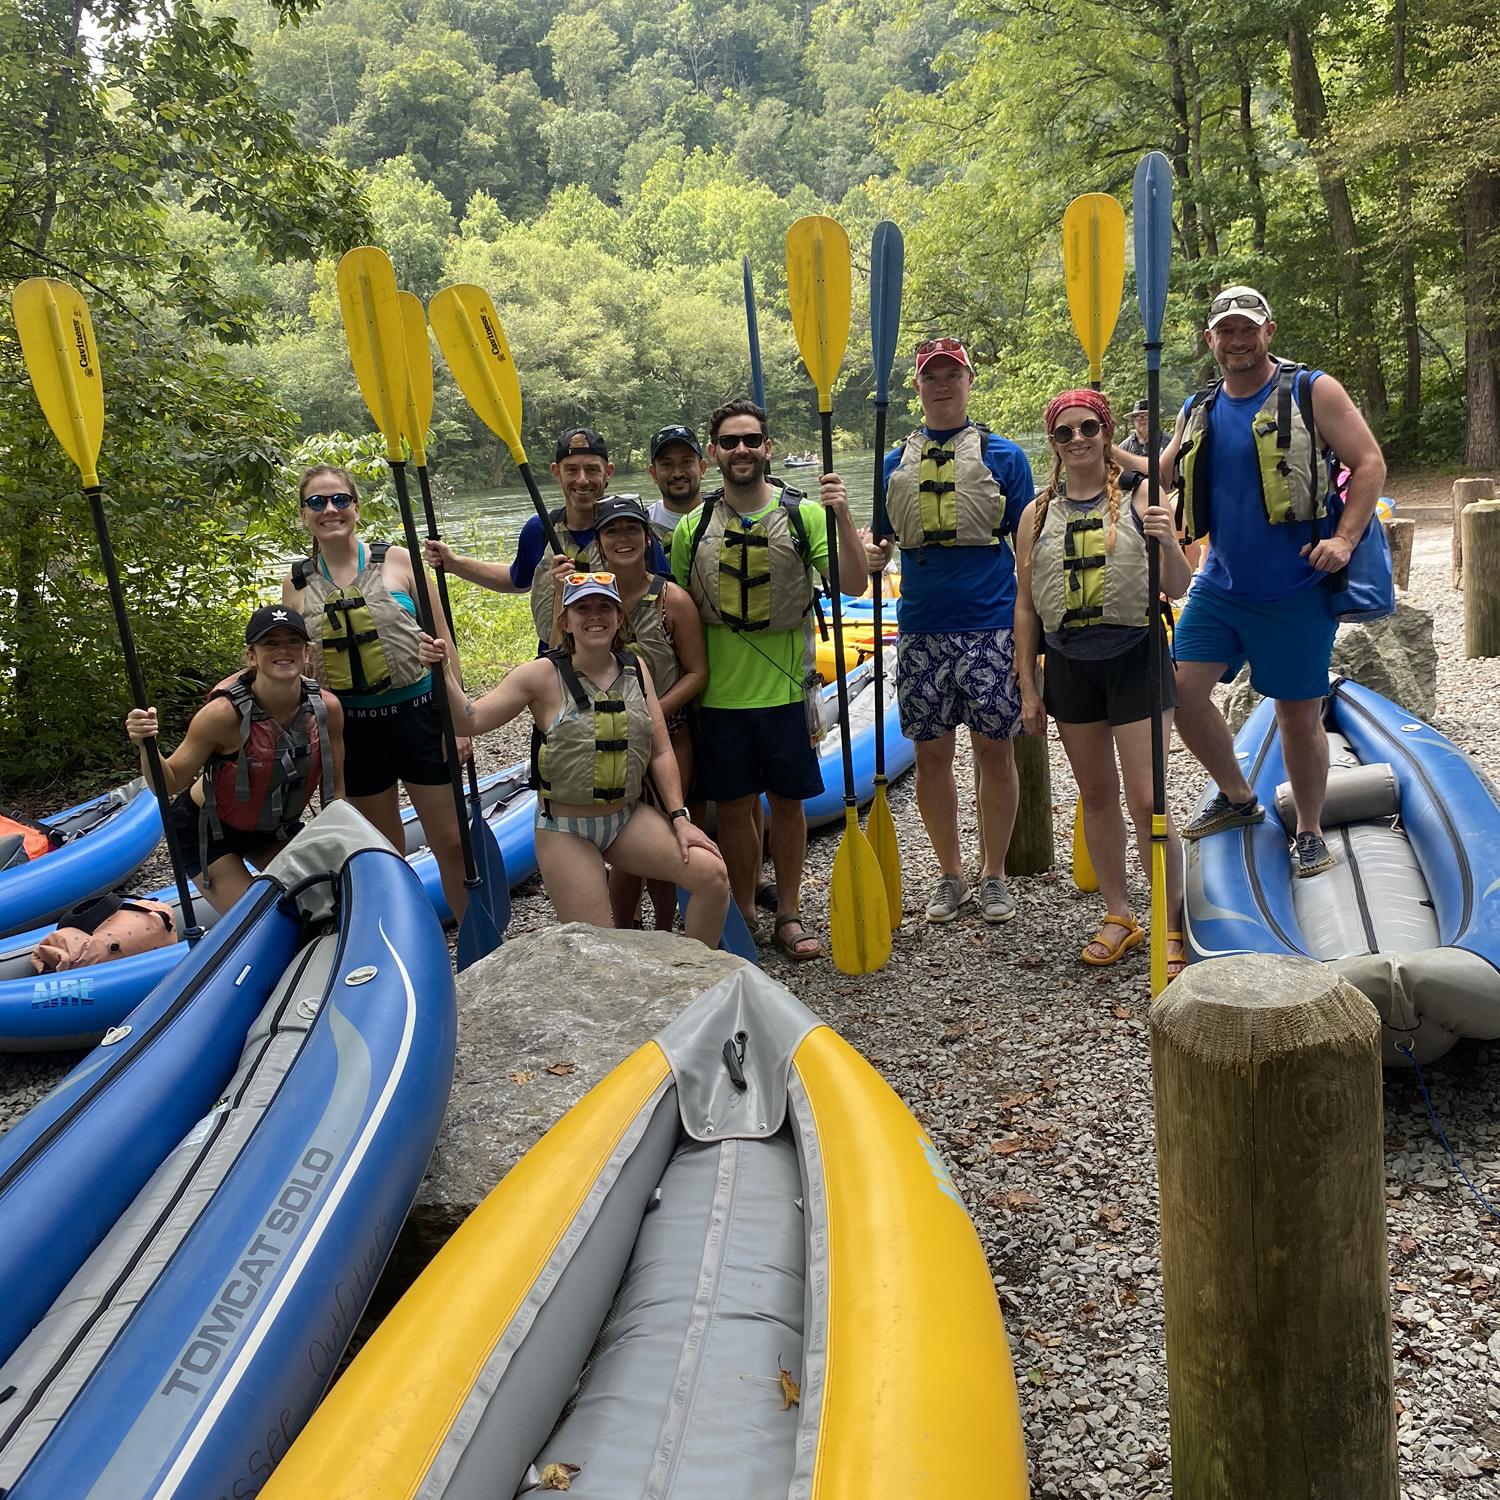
[0,808,60,871]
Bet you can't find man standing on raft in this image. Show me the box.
[1159,285,1386,876]
[867,338,1036,925]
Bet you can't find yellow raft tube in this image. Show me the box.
[265,968,1029,1499]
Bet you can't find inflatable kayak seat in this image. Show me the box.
[0,835,28,872]
[1274,760,1399,831]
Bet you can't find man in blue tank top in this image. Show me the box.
[1159,285,1386,877]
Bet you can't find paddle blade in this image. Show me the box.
[1149,829,1168,996]
[1061,193,1126,384]
[455,888,505,972]
[1132,152,1174,359]
[12,278,104,490]
[867,779,903,929]
[680,886,760,963]
[830,806,892,974]
[398,290,435,466]
[786,214,852,411]
[336,247,409,460]
[1071,798,1098,892]
[869,221,905,404]
[469,799,511,934]
[429,283,527,463]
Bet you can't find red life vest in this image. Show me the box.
[200,673,332,870]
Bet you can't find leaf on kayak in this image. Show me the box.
[779,1363,800,1410]
[546,1061,577,1076]
[539,1462,581,1490]
[509,1070,535,1085]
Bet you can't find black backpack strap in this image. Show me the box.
[548,648,592,711]
[368,540,391,567]
[305,679,332,811]
[291,555,315,591]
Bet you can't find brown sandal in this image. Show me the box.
[1081,913,1144,967]
[1165,930,1187,980]
[773,914,822,963]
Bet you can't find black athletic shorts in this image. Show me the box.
[1043,634,1178,727]
[170,790,292,878]
[340,687,450,798]
[694,702,824,803]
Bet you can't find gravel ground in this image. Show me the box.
[3,472,1498,1495]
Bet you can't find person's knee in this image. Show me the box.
[913,734,956,771]
[971,732,1015,771]
[697,857,731,902]
[716,795,757,830]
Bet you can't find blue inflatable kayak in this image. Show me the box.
[1184,676,1500,1063]
[0,779,161,940]
[0,803,456,1497]
[800,658,915,829]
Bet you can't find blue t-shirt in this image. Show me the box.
[1190,369,1325,601]
[878,425,1035,633]
[510,513,668,588]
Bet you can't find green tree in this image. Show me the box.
[365,154,458,296]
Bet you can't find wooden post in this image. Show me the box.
[1151,955,1397,1499]
[1452,476,1495,587]
[1383,516,1414,591]
[1463,499,1500,657]
[1005,730,1053,875]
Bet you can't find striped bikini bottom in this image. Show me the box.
[535,803,634,854]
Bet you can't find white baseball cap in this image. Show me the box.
[1207,285,1273,328]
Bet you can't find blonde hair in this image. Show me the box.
[1032,452,1127,552]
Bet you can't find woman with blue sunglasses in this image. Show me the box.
[282,465,470,921]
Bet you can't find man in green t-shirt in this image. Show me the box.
[672,398,867,961]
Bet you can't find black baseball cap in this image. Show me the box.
[246,605,310,645]
[594,494,652,532]
[649,424,703,460]
[555,426,609,461]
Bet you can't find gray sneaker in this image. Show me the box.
[978,876,1016,924]
[925,874,970,923]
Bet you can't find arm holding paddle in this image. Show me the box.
[1012,502,1047,738]
[817,473,869,597]
[1136,494,1193,597]
[418,637,550,737]
[124,701,242,796]
[424,536,523,594]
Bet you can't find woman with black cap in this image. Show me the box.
[420,571,730,947]
[123,604,346,915]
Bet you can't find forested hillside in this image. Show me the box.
[1,0,1496,778]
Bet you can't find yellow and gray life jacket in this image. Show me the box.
[1177,359,1327,544]
[293,542,427,698]
[531,509,605,644]
[885,424,1006,550]
[1030,490,1151,636]
[684,490,817,634]
[530,650,653,812]
[624,574,681,702]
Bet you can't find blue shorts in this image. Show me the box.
[895,629,1022,743]
[1172,581,1337,701]
[694,703,824,803]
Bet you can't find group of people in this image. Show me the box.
[107,278,1384,981]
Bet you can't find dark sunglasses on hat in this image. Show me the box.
[301,492,356,512]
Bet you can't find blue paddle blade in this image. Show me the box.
[679,886,761,964]
[743,254,766,412]
[455,888,504,971]
[470,799,511,931]
[870,221,905,404]
[1132,152,1174,366]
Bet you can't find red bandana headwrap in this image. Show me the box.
[1044,388,1115,438]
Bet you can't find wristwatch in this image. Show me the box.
[670,808,690,822]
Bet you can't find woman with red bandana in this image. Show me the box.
[1013,391,1192,976]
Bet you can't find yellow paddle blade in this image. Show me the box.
[830,806,892,974]
[867,780,903,929]
[785,215,851,414]
[336,246,409,461]
[1150,822,1168,997]
[1071,798,1098,892]
[1061,193,1126,385]
[398,290,434,467]
[12,278,104,490]
[428,284,528,466]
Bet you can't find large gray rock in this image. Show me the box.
[1218,600,1437,733]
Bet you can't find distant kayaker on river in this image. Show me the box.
[282,466,470,921]
[122,604,346,916]
[865,338,1035,926]
[1156,285,1387,876]
[418,572,730,947]
[1014,390,1190,976]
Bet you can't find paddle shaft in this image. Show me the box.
[870,401,889,780]
[85,489,202,939]
[820,417,860,806]
[743,256,766,413]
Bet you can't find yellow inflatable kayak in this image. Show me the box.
[264,968,1030,1499]
[813,620,897,682]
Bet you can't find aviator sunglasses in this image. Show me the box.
[301,492,356,512]
[1049,419,1104,443]
[1208,292,1269,318]
[714,431,767,450]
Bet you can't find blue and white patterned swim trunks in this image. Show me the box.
[896,629,1022,743]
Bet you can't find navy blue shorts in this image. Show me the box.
[694,703,824,803]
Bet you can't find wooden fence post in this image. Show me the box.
[1151,954,1397,1499]
[1004,730,1053,875]
[1463,499,1500,658]
[1383,517,1414,591]
[1452,476,1496,588]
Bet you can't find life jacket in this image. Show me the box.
[624,574,681,702]
[1177,359,1327,545]
[1030,488,1151,636]
[31,893,176,972]
[884,424,1006,550]
[531,510,605,644]
[530,650,653,814]
[0,808,60,869]
[200,671,332,879]
[293,542,427,697]
[684,489,817,634]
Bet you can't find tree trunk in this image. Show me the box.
[1286,18,1389,432]
[1235,62,1267,253]
[1182,41,1219,261]
[1463,501,1500,657]
[1394,0,1420,435]
[1005,732,1054,876]
[1463,169,1500,469]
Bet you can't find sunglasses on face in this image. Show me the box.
[714,431,767,451]
[1209,293,1268,318]
[1050,420,1104,443]
[302,492,356,512]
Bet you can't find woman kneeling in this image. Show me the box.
[423,572,729,947]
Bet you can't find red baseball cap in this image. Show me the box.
[914,337,974,375]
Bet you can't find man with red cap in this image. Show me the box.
[868,337,1036,925]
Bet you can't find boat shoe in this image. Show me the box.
[1182,791,1265,841]
[1294,831,1336,877]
